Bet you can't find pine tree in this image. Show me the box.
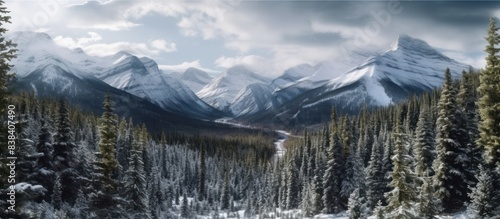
[301,184,314,217]
[312,148,325,214]
[322,117,343,213]
[123,133,150,218]
[341,141,365,201]
[32,121,55,202]
[418,172,437,219]
[384,122,417,218]
[0,1,17,194]
[199,143,206,201]
[87,95,125,218]
[373,200,384,219]
[414,106,434,178]
[347,188,363,219]
[286,155,299,210]
[98,95,119,177]
[478,17,500,165]
[365,135,385,210]
[181,192,190,218]
[467,166,496,218]
[52,174,62,210]
[52,99,76,170]
[220,171,230,210]
[432,68,469,212]
[52,99,80,204]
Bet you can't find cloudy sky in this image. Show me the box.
[5,0,498,76]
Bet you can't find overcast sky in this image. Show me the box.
[5,0,499,75]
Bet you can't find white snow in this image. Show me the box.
[197,65,270,111]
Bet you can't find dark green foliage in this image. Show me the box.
[322,124,343,213]
[478,17,500,165]
[365,136,385,210]
[432,68,470,212]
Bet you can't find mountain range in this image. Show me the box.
[8,31,472,128]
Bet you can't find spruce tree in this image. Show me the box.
[0,1,17,194]
[347,188,363,219]
[220,171,230,210]
[32,121,55,202]
[181,192,189,218]
[478,17,500,165]
[286,155,299,210]
[199,143,206,201]
[322,119,343,213]
[87,95,125,218]
[414,106,434,178]
[52,99,80,204]
[52,174,62,210]
[384,122,417,218]
[365,135,385,210]
[467,166,496,218]
[432,68,469,212]
[98,94,119,177]
[52,99,76,170]
[123,133,150,218]
[418,172,437,219]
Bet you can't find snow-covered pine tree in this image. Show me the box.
[52,99,76,171]
[31,121,54,202]
[286,154,300,210]
[365,135,384,210]
[322,121,343,214]
[199,143,206,201]
[418,171,437,219]
[478,17,500,166]
[87,95,125,218]
[52,174,62,210]
[384,121,417,218]
[347,188,364,219]
[123,130,150,218]
[373,200,384,219]
[220,170,230,210]
[476,16,500,214]
[181,192,190,218]
[52,99,80,204]
[432,68,470,212]
[301,184,314,217]
[467,166,496,218]
[458,71,481,172]
[0,0,17,195]
[312,146,325,214]
[414,105,434,178]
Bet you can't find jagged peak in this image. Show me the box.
[387,34,451,60]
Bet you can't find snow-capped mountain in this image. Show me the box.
[8,32,224,131]
[197,65,271,112]
[230,83,274,116]
[98,54,223,119]
[242,34,472,125]
[175,67,213,93]
[270,64,316,89]
[8,31,224,120]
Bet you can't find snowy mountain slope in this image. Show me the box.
[241,34,472,126]
[8,31,225,120]
[11,54,220,132]
[177,67,213,93]
[270,50,374,107]
[270,64,315,89]
[99,54,224,119]
[230,83,274,116]
[197,65,271,112]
